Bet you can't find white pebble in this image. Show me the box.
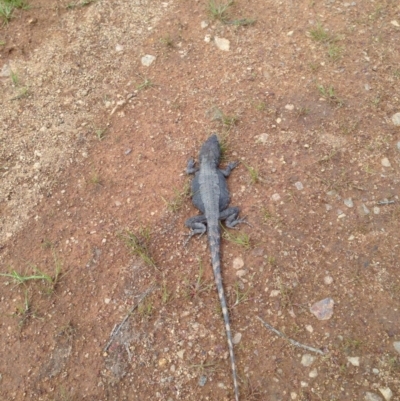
[201,20,209,29]
[285,104,294,110]
[214,37,230,51]
[373,207,380,215]
[271,193,281,202]
[391,112,400,126]
[232,332,242,345]
[379,387,393,401]
[115,44,124,52]
[347,356,360,366]
[176,350,185,359]
[309,368,318,378]
[270,290,280,297]
[381,157,391,167]
[365,392,383,401]
[324,276,333,285]
[393,341,400,354]
[141,54,156,66]
[295,181,304,190]
[236,269,246,278]
[344,198,354,208]
[233,257,244,269]
[301,354,315,367]
[104,298,111,304]
[305,325,313,333]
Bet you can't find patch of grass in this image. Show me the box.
[161,280,172,304]
[0,39,5,45]
[0,0,28,24]
[242,161,260,184]
[13,290,35,328]
[317,84,344,106]
[138,299,153,317]
[207,0,233,22]
[159,34,174,48]
[1,266,55,286]
[0,251,64,293]
[120,228,158,269]
[185,259,213,299]
[267,255,276,266]
[66,0,96,9]
[393,69,400,79]
[95,127,107,141]
[296,106,310,117]
[89,171,102,186]
[136,77,154,91]
[222,227,251,249]
[254,101,266,111]
[10,70,19,85]
[341,337,363,354]
[209,106,239,130]
[10,87,29,101]
[309,22,330,42]
[233,282,251,306]
[189,359,219,375]
[161,181,191,213]
[327,44,343,61]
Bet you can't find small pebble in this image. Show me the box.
[232,332,242,345]
[236,269,246,278]
[271,193,281,202]
[391,20,400,27]
[379,387,393,401]
[397,141,400,151]
[301,354,315,367]
[324,276,333,285]
[124,148,132,155]
[372,368,379,374]
[347,356,360,366]
[348,235,355,241]
[309,368,318,378]
[305,325,313,333]
[373,207,380,215]
[344,198,354,208]
[295,181,304,190]
[199,375,207,387]
[365,392,383,401]
[325,204,332,211]
[176,350,185,359]
[141,54,156,66]
[233,257,244,270]
[104,298,111,304]
[115,44,124,52]
[285,104,294,110]
[393,341,400,354]
[381,157,391,167]
[391,112,400,126]
[214,37,230,51]
[310,298,334,320]
[200,21,209,29]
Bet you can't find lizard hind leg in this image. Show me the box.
[184,215,207,246]
[219,206,248,229]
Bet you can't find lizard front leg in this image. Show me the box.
[219,161,239,177]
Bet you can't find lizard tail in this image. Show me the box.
[207,222,240,401]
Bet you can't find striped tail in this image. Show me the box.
[207,221,239,401]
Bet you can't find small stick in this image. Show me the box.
[256,316,325,355]
[377,200,395,206]
[103,286,155,352]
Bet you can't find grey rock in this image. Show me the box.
[199,375,207,387]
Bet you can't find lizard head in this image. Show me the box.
[199,134,220,165]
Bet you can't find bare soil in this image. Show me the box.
[1,1,400,400]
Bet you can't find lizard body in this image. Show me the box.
[185,134,245,401]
